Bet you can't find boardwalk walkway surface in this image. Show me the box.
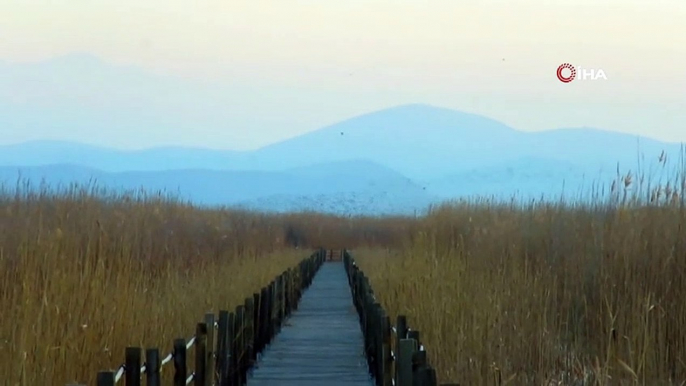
[247,261,373,386]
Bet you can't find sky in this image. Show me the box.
[0,0,685,150]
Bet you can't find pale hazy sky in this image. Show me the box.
[0,0,685,150]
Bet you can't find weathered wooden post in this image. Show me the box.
[235,305,245,385]
[97,371,115,386]
[216,310,230,385]
[395,315,408,382]
[374,304,384,384]
[203,313,216,386]
[381,315,393,386]
[244,297,255,368]
[283,269,291,316]
[145,348,161,386]
[412,350,433,386]
[269,280,276,340]
[227,312,236,385]
[173,338,187,386]
[194,322,208,386]
[258,287,269,353]
[124,347,142,386]
[397,338,417,386]
[408,330,420,345]
[252,292,260,362]
[276,274,284,331]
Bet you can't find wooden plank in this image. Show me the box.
[248,262,373,386]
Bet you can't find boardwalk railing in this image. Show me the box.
[344,250,458,386]
[76,250,325,386]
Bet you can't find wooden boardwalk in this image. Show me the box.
[247,261,373,386]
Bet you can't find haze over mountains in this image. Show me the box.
[1,55,683,215]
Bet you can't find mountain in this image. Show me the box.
[1,103,683,210]
[251,104,682,181]
[0,140,245,171]
[249,104,522,179]
[0,160,433,215]
[0,52,297,160]
[2,54,685,212]
[3,105,680,177]
[3,54,681,178]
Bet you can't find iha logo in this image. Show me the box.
[556,63,607,82]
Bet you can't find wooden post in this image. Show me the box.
[279,273,285,324]
[194,322,208,386]
[235,305,245,385]
[244,297,255,367]
[365,297,374,374]
[291,268,297,311]
[258,286,269,353]
[296,261,301,290]
[372,303,385,386]
[268,280,276,340]
[125,347,142,386]
[203,313,216,386]
[216,310,230,386]
[286,269,294,313]
[302,259,310,284]
[412,351,431,386]
[381,315,393,386]
[173,338,187,386]
[287,269,293,316]
[265,282,272,341]
[227,312,236,385]
[97,371,115,386]
[293,267,300,307]
[396,315,408,381]
[145,348,161,386]
[397,339,417,386]
[396,316,408,341]
[252,292,260,361]
[283,270,290,316]
[275,275,283,332]
[415,367,438,386]
[279,273,284,327]
[408,330,420,346]
[305,258,311,286]
[408,330,423,385]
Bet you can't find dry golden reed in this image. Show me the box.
[0,185,303,385]
[0,182,416,385]
[4,150,686,386]
[356,160,686,385]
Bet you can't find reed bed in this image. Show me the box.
[3,149,685,385]
[357,153,686,385]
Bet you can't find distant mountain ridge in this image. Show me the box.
[0,159,434,215]
[2,105,680,176]
[1,104,684,212]
[0,140,246,171]
[1,54,684,213]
